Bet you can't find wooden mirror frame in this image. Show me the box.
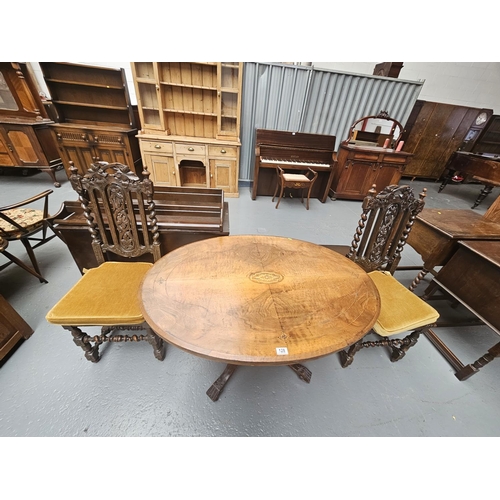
[344,110,403,148]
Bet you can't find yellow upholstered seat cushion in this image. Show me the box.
[46,262,153,326]
[368,271,439,337]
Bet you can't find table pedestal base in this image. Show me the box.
[206,363,312,402]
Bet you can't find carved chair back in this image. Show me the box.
[69,161,161,265]
[346,184,426,273]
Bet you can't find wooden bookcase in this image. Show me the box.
[38,62,141,178]
[131,62,242,197]
[0,62,63,187]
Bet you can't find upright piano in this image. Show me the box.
[252,129,337,202]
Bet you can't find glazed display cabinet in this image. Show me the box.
[131,62,243,196]
[0,62,63,187]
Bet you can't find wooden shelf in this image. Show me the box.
[134,77,156,84]
[163,109,217,117]
[54,100,129,111]
[160,81,217,91]
[44,78,124,90]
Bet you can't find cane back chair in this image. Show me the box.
[0,189,56,283]
[45,161,166,363]
[324,184,440,366]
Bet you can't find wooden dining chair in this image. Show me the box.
[322,184,440,366]
[323,184,427,274]
[0,189,56,283]
[45,161,166,363]
[272,166,318,210]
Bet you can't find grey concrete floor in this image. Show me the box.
[1,167,499,442]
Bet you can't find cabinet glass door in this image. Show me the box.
[133,63,162,130]
[217,63,240,137]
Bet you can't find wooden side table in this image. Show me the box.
[422,240,500,380]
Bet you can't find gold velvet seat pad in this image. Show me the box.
[368,271,440,337]
[46,262,153,326]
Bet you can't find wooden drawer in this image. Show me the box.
[90,132,128,146]
[208,145,238,158]
[175,143,206,155]
[141,140,173,154]
[346,150,380,162]
[53,127,90,145]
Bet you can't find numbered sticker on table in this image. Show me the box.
[276,347,288,355]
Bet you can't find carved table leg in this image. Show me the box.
[288,363,312,383]
[207,364,238,402]
[339,340,363,368]
[146,328,166,361]
[65,325,100,363]
[40,167,61,188]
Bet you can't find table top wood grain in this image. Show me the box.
[140,235,380,366]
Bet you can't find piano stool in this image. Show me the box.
[272,167,318,210]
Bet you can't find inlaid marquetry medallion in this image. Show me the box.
[248,271,284,284]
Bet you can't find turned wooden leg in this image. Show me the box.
[65,325,100,363]
[455,342,500,381]
[206,364,238,401]
[438,170,454,192]
[409,268,430,292]
[146,328,166,361]
[288,363,312,383]
[339,340,363,368]
[472,185,493,209]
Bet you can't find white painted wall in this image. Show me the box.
[30,61,500,114]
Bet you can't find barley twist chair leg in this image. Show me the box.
[65,325,100,363]
[409,268,430,292]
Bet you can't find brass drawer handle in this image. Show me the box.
[221,149,226,154]
[155,144,161,149]
[188,147,194,151]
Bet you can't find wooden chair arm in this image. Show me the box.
[0,190,53,212]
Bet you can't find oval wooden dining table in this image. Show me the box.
[140,235,381,401]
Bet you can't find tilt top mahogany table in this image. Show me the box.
[140,235,381,401]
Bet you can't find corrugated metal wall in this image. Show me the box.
[239,62,424,181]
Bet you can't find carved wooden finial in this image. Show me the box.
[142,165,151,180]
[420,187,427,201]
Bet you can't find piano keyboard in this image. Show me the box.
[261,159,331,168]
